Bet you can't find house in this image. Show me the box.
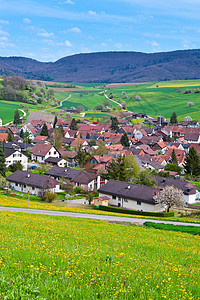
[134,154,164,171]
[5,148,28,171]
[7,170,61,195]
[44,157,67,168]
[98,180,161,212]
[31,144,60,163]
[85,155,113,173]
[94,196,109,206]
[45,166,107,191]
[154,176,198,204]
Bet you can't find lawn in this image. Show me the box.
[0,211,199,299]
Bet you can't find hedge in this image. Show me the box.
[144,222,200,236]
[98,205,174,217]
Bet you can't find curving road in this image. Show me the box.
[0,206,200,227]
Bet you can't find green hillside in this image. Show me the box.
[54,79,200,120]
[0,211,199,299]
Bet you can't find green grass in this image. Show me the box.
[0,211,199,299]
[53,79,200,120]
[0,101,23,124]
[144,221,200,236]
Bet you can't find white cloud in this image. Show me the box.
[0,30,9,36]
[68,27,81,33]
[23,18,31,24]
[65,40,72,47]
[0,20,9,25]
[88,10,97,15]
[38,29,55,38]
[65,0,74,4]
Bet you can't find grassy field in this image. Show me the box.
[52,79,200,120]
[105,80,200,120]
[0,211,199,299]
[0,101,24,124]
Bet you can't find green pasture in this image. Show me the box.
[0,101,23,124]
[0,211,199,299]
[105,80,200,119]
[55,90,118,110]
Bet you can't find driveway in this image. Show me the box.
[0,206,200,227]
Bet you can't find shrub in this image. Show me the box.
[98,205,174,217]
[144,222,200,236]
[45,192,57,203]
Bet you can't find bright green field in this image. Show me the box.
[0,211,199,299]
[106,80,200,120]
[54,80,200,120]
[55,90,118,110]
[0,101,23,124]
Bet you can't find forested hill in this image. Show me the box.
[1,49,200,83]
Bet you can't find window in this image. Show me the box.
[49,152,51,155]
[15,183,18,187]
[13,154,16,158]
[32,187,35,190]
[137,201,141,206]
[24,185,26,188]
[112,195,116,199]
[54,151,56,155]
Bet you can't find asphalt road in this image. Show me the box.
[0,206,200,226]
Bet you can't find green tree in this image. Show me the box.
[14,109,20,126]
[70,118,78,130]
[165,163,182,174]
[40,123,49,137]
[86,191,95,205]
[184,147,200,176]
[53,116,58,128]
[58,124,65,138]
[7,131,13,142]
[170,112,177,124]
[111,116,119,131]
[135,169,156,187]
[120,132,129,147]
[170,149,177,164]
[9,161,23,172]
[106,155,128,182]
[124,155,140,180]
[86,132,90,139]
[0,145,6,177]
[75,145,90,168]
[20,129,24,139]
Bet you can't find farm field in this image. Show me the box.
[0,211,199,299]
[53,79,200,120]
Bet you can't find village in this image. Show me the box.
[0,108,199,214]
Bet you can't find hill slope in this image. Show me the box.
[1,49,200,82]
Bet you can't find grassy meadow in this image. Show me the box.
[0,211,199,299]
[52,79,200,120]
[0,101,23,124]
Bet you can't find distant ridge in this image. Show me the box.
[1,49,200,83]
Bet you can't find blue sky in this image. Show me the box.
[0,0,200,61]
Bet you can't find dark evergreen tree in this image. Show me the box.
[0,145,6,177]
[40,123,49,137]
[53,116,58,128]
[170,112,177,124]
[14,109,20,126]
[106,154,128,182]
[86,132,90,139]
[120,132,129,147]
[20,129,24,139]
[58,124,65,137]
[184,147,200,176]
[111,116,119,131]
[170,149,177,164]
[7,131,13,142]
[70,118,78,130]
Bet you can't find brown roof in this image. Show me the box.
[31,144,59,157]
